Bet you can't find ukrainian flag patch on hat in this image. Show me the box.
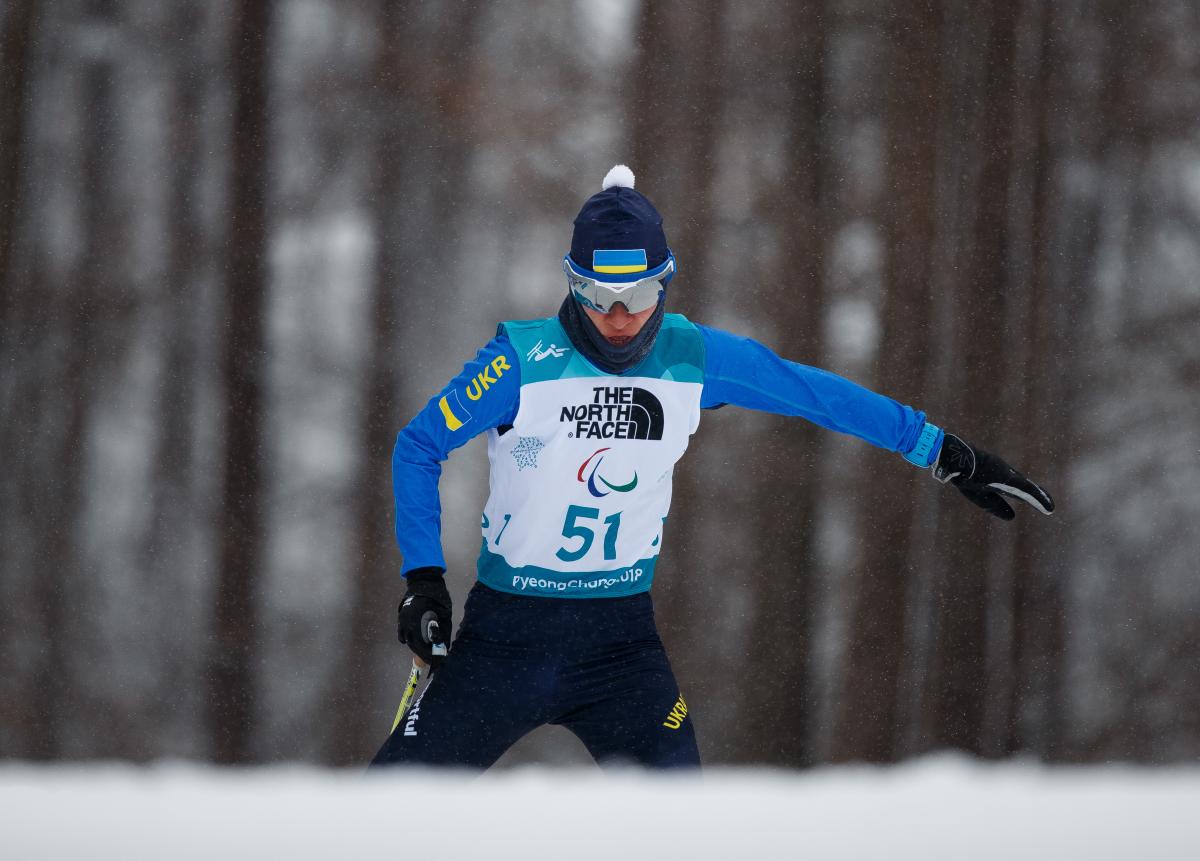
[593,248,648,274]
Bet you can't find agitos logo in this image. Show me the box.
[561,386,664,440]
[577,447,638,497]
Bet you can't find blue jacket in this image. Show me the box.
[392,319,942,576]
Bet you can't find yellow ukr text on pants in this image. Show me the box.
[662,694,688,730]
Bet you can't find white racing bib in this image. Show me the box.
[476,314,704,598]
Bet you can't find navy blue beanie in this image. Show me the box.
[569,165,670,271]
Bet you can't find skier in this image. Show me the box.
[369,165,1054,769]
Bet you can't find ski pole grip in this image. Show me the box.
[421,612,448,657]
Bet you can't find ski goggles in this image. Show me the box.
[563,253,675,314]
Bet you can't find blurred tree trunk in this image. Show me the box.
[924,0,1020,756]
[206,0,273,765]
[0,0,38,313]
[629,0,722,322]
[627,0,727,756]
[0,0,40,757]
[327,0,487,765]
[140,2,207,752]
[735,0,830,768]
[326,0,411,766]
[1038,0,1157,762]
[423,1,484,235]
[831,0,942,764]
[998,0,1061,758]
[25,0,120,759]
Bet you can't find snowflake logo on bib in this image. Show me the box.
[511,436,545,470]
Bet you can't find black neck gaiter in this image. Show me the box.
[558,294,665,375]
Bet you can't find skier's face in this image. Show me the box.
[582,302,657,346]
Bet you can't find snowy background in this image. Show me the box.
[5,757,1200,860]
[2,0,1199,779]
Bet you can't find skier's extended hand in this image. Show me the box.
[934,433,1054,520]
[397,568,452,669]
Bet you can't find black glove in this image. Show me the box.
[397,567,452,669]
[934,433,1055,521]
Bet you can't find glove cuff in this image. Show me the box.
[932,432,976,483]
[903,421,944,468]
[404,568,451,607]
[404,566,446,583]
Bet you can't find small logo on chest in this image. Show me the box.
[577,448,638,497]
[511,436,545,470]
[527,340,569,362]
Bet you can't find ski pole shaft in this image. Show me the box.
[389,616,448,734]
[390,656,427,734]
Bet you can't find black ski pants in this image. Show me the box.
[369,582,699,770]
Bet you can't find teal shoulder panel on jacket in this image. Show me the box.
[500,313,705,385]
[633,313,704,383]
[501,317,606,384]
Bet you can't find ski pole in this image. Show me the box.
[390,657,426,733]
[389,616,447,733]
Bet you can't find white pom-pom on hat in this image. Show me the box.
[602,164,635,191]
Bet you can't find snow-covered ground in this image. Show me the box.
[4,755,1198,860]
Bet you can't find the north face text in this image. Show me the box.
[561,386,664,440]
